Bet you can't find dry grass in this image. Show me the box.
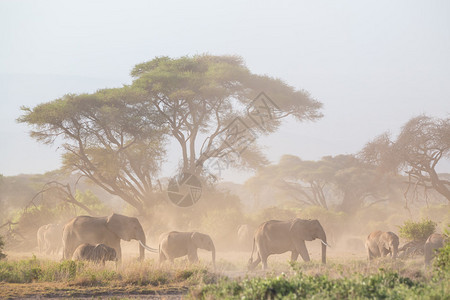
[0,247,438,299]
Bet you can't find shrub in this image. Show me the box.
[434,242,450,275]
[192,270,445,299]
[433,225,450,277]
[0,235,6,260]
[399,219,436,242]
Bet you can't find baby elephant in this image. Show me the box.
[365,231,399,260]
[159,231,215,270]
[72,243,117,265]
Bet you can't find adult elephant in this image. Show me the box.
[37,224,48,253]
[365,231,399,260]
[159,231,216,270]
[248,219,328,270]
[62,213,158,261]
[237,224,253,251]
[424,233,447,265]
[37,223,63,254]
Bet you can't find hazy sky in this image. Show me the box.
[1,0,449,181]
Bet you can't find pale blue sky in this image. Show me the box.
[1,0,449,181]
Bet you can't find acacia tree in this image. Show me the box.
[19,55,322,214]
[245,154,395,212]
[361,115,450,205]
[131,55,322,175]
[19,87,167,213]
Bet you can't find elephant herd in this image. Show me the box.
[364,230,447,265]
[36,213,216,267]
[36,213,447,270]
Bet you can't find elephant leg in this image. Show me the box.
[188,249,199,264]
[380,246,388,257]
[291,251,299,262]
[110,241,121,263]
[159,251,167,266]
[63,242,77,260]
[261,253,269,270]
[294,240,310,262]
[424,245,431,265]
[248,253,261,270]
[367,248,374,261]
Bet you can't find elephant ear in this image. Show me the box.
[191,232,206,248]
[289,219,312,241]
[106,213,132,241]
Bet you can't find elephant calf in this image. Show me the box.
[365,231,399,261]
[159,231,216,270]
[72,243,117,265]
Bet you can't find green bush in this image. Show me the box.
[0,235,6,260]
[193,271,447,299]
[434,242,450,276]
[434,225,450,277]
[399,219,436,242]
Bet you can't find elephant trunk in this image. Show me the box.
[318,230,327,264]
[211,245,216,271]
[391,237,399,260]
[137,229,146,261]
[392,244,398,260]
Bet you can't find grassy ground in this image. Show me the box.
[0,256,216,299]
[0,249,448,299]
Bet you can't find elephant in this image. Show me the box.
[72,243,117,265]
[37,224,48,253]
[37,223,63,255]
[237,224,254,251]
[62,213,158,262]
[424,233,447,265]
[365,231,399,260]
[159,231,216,270]
[248,219,328,270]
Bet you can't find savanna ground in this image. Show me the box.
[2,240,449,299]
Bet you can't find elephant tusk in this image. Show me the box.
[139,240,159,253]
[319,239,331,248]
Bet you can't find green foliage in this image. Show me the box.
[0,257,214,287]
[194,271,447,300]
[74,190,109,215]
[0,235,6,260]
[433,225,450,276]
[19,55,323,212]
[399,219,436,242]
[0,256,87,283]
[434,242,450,276]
